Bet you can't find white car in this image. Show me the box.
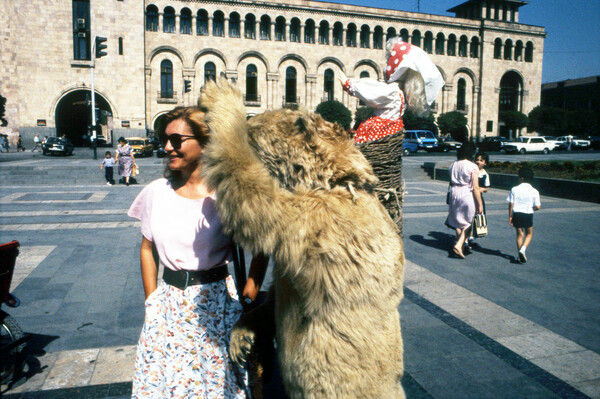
[542,136,560,150]
[503,137,554,154]
[555,136,591,150]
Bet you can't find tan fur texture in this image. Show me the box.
[199,78,405,399]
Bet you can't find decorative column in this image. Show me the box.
[327,26,332,45]
[241,20,246,39]
[208,17,213,36]
[305,74,317,109]
[224,18,229,37]
[442,84,453,114]
[226,70,238,84]
[343,28,347,47]
[158,12,163,32]
[191,14,196,35]
[270,21,274,41]
[267,73,279,109]
[300,24,304,42]
[368,30,373,48]
[175,14,180,34]
[145,67,152,126]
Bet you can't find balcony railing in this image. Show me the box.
[157,90,177,104]
[244,94,261,106]
[322,95,336,103]
[282,96,300,106]
[455,104,469,113]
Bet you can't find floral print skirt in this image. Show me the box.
[132,276,249,398]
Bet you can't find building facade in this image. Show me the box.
[0,0,545,146]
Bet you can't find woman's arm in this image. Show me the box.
[140,236,158,299]
[242,253,269,303]
[508,203,514,226]
[471,169,483,214]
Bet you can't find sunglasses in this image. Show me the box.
[161,133,196,149]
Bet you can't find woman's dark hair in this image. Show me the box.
[476,152,489,164]
[456,141,477,160]
[518,165,534,182]
[118,137,127,144]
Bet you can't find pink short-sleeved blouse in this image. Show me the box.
[127,178,232,272]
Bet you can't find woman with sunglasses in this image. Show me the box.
[115,137,136,186]
[128,106,266,398]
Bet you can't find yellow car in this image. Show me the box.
[127,137,153,157]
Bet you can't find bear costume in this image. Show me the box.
[199,79,405,399]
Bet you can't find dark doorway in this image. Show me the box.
[55,90,112,146]
[498,71,523,139]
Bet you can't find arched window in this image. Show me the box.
[424,31,433,54]
[333,22,343,46]
[346,23,357,47]
[400,29,409,42]
[494,38,502,59]
[373,26,383,49]
[245,14,256,39]
[285,66,297,104]
[305,19,315,43]
[504,39,513,60]
[525,41,533,62]
[411,30,421,47]
[458,35,468,57]
[260,15,271,40]
[197,10,208,35]
[319,21,329,45]
[204,62,216,83]
[386,27,396,42]
[275,17,286,41]
[360,25,370,48]
[436,33,445,55]
[163,7,175,33]
[229,12,240,38]
[457,78,466,111]
[180,8,191,34]
[160,59,173,98]
[290,18,301,42]
[470,36,479,58]
[146,5,158,32]
[246,64,258,102]
[447,34,456,56]
[324,69,334,101]
[514,40,523,61]
[213,11,224,36]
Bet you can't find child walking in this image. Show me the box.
[468,152,490,248]
[507,166,540,263]
[100,151,116,185]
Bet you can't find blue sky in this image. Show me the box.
[321,0,600,83]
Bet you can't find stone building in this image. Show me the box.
[0,0,545,146]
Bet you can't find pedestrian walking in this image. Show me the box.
[468,152,490,247]
[127,106,266,398]
[507,166,541,263]
[114,137,135,186]
[0,135,6,153]
[31,134,41,152]
[17,135,25,152]
[100,151,115,185]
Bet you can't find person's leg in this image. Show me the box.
[515,227,524,250]
[453,227,467,257]
[522,227,533,249]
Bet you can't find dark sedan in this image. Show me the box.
[42,137,74,156]
[434,136,462,152]
[477,136,508,152]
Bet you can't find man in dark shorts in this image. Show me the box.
[507,166,541,263]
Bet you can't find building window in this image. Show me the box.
[360,25,370,48]
[205,62,216,83]
[118,37,123,55]
[333,22,343,46]
[436,33,445,55]
[260,15,271,40]
[373,26,383,49]
[197,10,208,35]
[324,69,334,101]
[486,120,493,132]
[319,21,329,45]
[525,41,534,62]
[424,31,433,54]
[229,12,240,38]
[458,35,468,57]
[213,11,224,36]
[400,29,409,42]
[275,17,286,41]
[245,14,256,39]
[285,67,297,104]
[346,23,357,47]
[447,34,456,56]
[386,27,396,42]
[73,0,90,60]
[411,30,421,47]
[504,39,513,60]
[246,64,258,102]
[494,38,502,59]
[160,60,173,98]
[163,7,175,33]
[145,5,158,32]
[470,36,479,58]
[457,78,466,111]
[514,40,523,61]
[305,19,315,44]
[180,8,192,34]
[290,18,300,42]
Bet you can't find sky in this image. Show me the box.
[321,0,600,83]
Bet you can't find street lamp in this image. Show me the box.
[90,35,107,160]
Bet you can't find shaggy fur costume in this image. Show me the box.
[199,79,405,399]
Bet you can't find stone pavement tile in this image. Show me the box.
[571,379,600,399]
[13,298,63,318]
[530,350,600,385]
[6,352,59,394]
[89,345,136,385]
[399,301,447,330]
[497,330,586,359]
[33,283,72,301]
[42,348,99,390]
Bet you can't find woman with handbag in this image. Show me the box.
[128,106,266,398]
[115,137,135,186]
[445,133,483,259]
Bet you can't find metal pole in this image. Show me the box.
[91,36,97,159]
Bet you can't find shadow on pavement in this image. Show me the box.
[409,231,455,253]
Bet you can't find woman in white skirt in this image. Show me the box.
[128,106,265,398]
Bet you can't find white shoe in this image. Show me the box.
[106,182,110,185]
[518,247,527,263]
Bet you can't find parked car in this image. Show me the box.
[402,140,418,156]
[586,136,600,150]
[404,130,438,152]
[156,145,167,158]
[42,137,74,156]
[541,136,560,150]
[434,136,462,152]
[503,137,554,154]
[128,137,154,157]
[555,136,591,150]
[477,136,508,152]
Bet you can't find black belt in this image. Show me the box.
[163,265,228,290]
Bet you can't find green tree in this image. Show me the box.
[315,100,352,130]
[437,111,467,137]
[0,94,7,127]
[403,109,438,135]
[527,106,566,136]
[499,110,528,138]
[354,106,374,129]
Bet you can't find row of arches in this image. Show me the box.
[494,38,534,62]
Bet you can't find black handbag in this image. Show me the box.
[472,214,488,237]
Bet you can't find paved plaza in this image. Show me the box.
[0,151,599,398]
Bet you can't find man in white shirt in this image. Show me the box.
[507,166,541,263]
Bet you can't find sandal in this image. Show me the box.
[452,246,465,259]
